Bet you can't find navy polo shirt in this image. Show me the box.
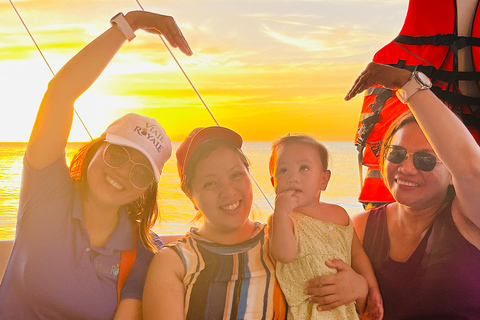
[0,154,161,319]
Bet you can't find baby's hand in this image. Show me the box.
[274,190,298,217]
[361,287,383,320]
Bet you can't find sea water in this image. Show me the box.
[0,142,364,240]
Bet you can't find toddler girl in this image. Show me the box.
[268,134,382,319]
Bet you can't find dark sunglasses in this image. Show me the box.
[103,143,154,189]
[385,145,442,172]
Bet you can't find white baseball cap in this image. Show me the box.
[104,113,172,181]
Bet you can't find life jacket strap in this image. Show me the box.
[366,87,388,96]
[366,169,382,179]
[431,86,480,108]
[356,88,393,151]
[394,34,480,49]
[388,62,480,82]
[384,62,480,121]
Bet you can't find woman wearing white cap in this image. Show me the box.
[0,11,191,319]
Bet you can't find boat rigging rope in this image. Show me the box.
[9,0,93,140]
[9,0,274,210]
[135,0,220,127]
[134,0,274,210]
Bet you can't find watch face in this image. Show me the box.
[416,72,432,87]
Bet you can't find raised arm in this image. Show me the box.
[143,247,186,320]
[26,11,192,169]
[268,190,298,264]
[345,62,480,232]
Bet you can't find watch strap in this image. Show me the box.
[396,71,431,104]
[110,12,136,42]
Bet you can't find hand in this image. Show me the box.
[361,287,383,320]
[305,259,368,311]
[274,190,298,217]
[126,11,193,56]
[344,62,411,101]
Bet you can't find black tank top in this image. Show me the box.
[363,203,480,320]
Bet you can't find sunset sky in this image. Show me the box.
[1,0,408,142]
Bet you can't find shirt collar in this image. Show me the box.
[72,198,134,252]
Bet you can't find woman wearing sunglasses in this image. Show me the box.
[0,11,191,319]
[306,62,480,320]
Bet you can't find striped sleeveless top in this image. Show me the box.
[169,222,287,320]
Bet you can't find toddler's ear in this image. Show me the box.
[321,170,331,191]
[270,176,275,187]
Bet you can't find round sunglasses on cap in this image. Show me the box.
[103,143,155,189]
[384,145,442,172]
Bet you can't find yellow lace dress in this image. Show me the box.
[275,211,359,320]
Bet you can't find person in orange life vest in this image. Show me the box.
[0,11,192,319]
[355,0,480,208]
[306,62,480,320]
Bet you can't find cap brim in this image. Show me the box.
[105,133,161,182]
[182,126,243,172]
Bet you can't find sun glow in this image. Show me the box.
[1,0,407,142]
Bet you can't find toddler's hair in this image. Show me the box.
[269,133,330,177]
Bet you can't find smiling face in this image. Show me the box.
[189,146,254,240]
[384,122,452,210]
[85,143,151,208]
[273,142,330,211]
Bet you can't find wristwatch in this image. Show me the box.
[396,71,432,104]
[110,12,136,42]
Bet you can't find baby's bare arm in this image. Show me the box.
[351,231,383,320]
[268,190,298,263]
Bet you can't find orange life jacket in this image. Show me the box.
[116,224,137,305]
[356,0,480,205]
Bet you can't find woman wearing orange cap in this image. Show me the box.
[143,126,287,320]
[0,11,191,319]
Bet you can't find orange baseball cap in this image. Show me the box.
[176,126,243,181]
